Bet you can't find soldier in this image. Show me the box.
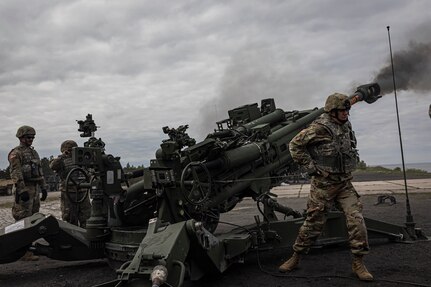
[8,125,48,261]
[50,140,91,227]
[278,93,373,281]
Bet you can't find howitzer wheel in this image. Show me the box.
[180,162,212,206]
[65,167,90,204]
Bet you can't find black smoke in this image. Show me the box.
[374,41,431,95]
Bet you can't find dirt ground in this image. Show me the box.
[1,185,431,287]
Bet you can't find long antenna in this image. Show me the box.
[386,26,416,233]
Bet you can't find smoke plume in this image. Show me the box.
[374,41,431,95]
[195,46,322,139]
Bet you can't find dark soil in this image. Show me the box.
[1,191,430,287]
[0,259,115,287]
[194,193,431,287]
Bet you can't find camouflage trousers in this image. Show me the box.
[12,184,40,221]
[293,178,370,256]
[61,190,91,228]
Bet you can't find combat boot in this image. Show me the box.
[279,252,300,272]
[352,255,373,281]
[21,251,39,261]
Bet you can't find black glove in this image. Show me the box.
[40,188,48,201]
[15,191,30,204]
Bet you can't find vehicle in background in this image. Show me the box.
[0,179,13,196]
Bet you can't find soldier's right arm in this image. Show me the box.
[8,149,25,191]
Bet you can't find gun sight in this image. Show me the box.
[77,114,98,138]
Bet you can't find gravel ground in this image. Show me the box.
[1,179,430,287]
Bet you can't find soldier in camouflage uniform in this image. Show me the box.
[278,93,373,281]
[8,125,48,261]
[50,140,91,227]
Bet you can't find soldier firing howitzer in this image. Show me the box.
[174,83,382,223]
[108,82,416,287]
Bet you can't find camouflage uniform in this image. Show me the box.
[9,143,47,221]
[289,112,369,256]
[50,140,91,227]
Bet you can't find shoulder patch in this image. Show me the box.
[8,150,17,161]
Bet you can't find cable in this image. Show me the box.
[214,175,293,183]
[255,194,271,223]
[217,220,253,234]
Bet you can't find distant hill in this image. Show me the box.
[353,165,431,182]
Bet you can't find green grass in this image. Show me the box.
[354,165,430,175]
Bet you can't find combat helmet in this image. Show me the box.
[324,93,351,112]
[61,140,78,153]
[16,125,36,138]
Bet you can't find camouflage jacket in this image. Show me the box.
[8,143,46,190]
[50,154,80,191]
[289,113,359,181]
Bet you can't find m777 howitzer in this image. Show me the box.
[0,83,427,287]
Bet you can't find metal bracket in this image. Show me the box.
[375,194,396,205]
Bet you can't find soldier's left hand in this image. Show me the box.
[316,168,330,178]
[40,188,48,201]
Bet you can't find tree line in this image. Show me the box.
[0,158,145,180]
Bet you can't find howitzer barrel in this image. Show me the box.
[223,143,264,169]
[203,143,264,172]
[205,110,286,170]
[268,83,381,143]
[268,107,323,143]
[206,83,381,172]
[207,83,381,208]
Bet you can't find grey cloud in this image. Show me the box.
[1,0,431,169]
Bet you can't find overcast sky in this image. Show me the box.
[1,0,430,169]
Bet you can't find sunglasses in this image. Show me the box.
[25,136,35,140]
